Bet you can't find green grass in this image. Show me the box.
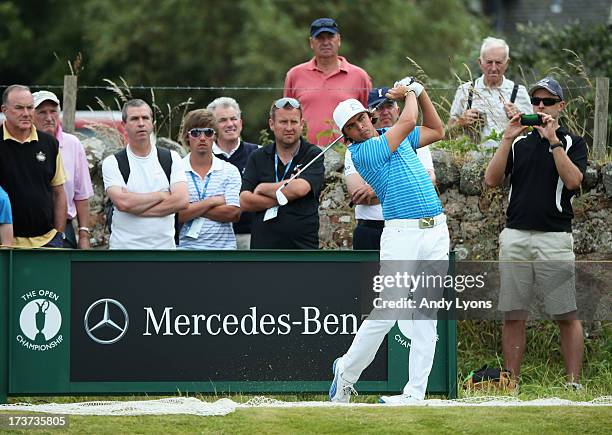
[457,320,612,400]
[1,407,611,434]
[2,320,609,433]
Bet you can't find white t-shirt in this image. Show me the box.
[344,146,434,220]
[102,145,187,249]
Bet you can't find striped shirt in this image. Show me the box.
[348,127,442,219]
[179,154,241,250]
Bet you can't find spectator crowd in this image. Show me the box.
[0,18,588,394]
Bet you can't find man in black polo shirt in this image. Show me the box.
[485,77,587,389]
[0,85,67,248]
[207,97,259,249]
[240,98,323,249]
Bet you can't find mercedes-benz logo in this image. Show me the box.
[84,299,129,345]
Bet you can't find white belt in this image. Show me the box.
[385,214,446,229]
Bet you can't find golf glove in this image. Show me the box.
[394,77,424,97]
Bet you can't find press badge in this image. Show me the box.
[185,217,205,238]
[263,206,279,221]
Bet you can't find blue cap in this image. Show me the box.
[529,77,564,100]
[310,18,339,37]
[367,87,391,109]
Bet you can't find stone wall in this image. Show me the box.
[319,148,612,260]
[83,132,611,259]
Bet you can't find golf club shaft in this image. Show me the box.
[279,135,344,191]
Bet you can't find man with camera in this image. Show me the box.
[484,77,587,389]
[449,37,532,147]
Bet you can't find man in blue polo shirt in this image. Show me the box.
[329,78,448,404]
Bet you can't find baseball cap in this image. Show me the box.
[529,77,564,100]
[32,91,61,109]
[333,99,368,131]
[310,18,339,37]
[367,87,392,109]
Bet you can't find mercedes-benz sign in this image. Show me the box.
[84,299,129,344]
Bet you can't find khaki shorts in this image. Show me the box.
[498,228,576,316]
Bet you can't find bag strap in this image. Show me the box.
[466,79,475,110]
[510,83,519,103]
[114,149,130,184]
[155,147,180,246]
[156,147,173,183]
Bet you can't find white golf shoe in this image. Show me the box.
[329,357,357,403]
[379,394,422,405]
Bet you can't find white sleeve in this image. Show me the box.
[515,85,533,115]
[449,84,468,119]
[224,164,241,207]
[416,147,434,171]
[343,149,357,176]
[102,155,126,191]
[169,150,187,185]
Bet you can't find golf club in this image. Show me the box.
[275,134,345,206]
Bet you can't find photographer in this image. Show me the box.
[449,37,532,147]
[484,77,587,389]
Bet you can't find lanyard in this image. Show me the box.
[274,154,293,183]
[190,171,212,200]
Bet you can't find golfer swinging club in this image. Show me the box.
[329,78,449,404]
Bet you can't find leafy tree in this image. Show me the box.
[0,0,488,141]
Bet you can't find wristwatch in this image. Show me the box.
[404,89,416,99]
[549,142,564,151]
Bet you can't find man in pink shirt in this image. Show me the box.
[284,18,372,146]
[33,91,94,249]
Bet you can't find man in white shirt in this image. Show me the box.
[345,87,436,250]
[449,37,532,148]
[102,99,188,249]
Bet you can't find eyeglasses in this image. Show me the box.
[530,97,562,106]
[273,98,301,109]
[188,128,215,138]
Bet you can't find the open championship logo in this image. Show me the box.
[17,290,63,351]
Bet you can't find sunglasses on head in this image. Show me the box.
[530,97,562,106]
[188,128,215,138]
[273,97,301,109]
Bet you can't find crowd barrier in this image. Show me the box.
[0,249,457,402]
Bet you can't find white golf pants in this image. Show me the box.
[342,215,450,400]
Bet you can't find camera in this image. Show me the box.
[520,114,543,126]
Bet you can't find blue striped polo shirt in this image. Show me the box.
[348,127,442,219]
[179,154,241,250]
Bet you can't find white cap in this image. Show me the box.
[333,98,367,131]
[32,91,61,110]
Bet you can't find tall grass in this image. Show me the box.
[96,78,194,141]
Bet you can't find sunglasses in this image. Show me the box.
[273,97,301,109]
[530,97,562,106]
[188,128,215,138]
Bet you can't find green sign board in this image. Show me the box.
[1,250,456,402]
